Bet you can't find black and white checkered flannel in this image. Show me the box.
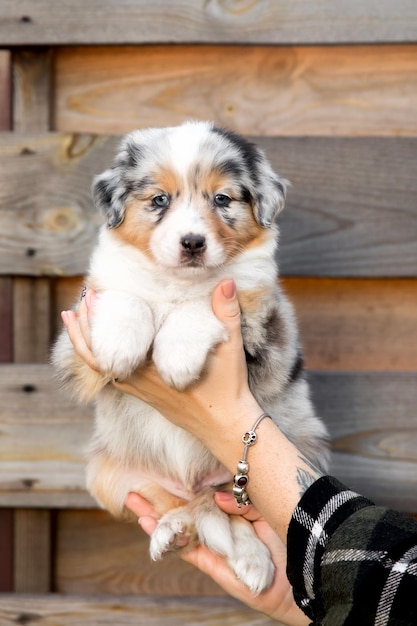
[287,476,417,625]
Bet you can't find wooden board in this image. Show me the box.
[0,49,13,594]
[0,364,416,510]
[53,45,417,137]
[0,364,95,508]
[12,49,52,132]
[55,509,224,597]
[283,278,417,371]
[11,46,55,596]
[0,132,108,277]
[0,50,11,130]
[0,593,279,625]
[1,133,417,277]
[1,1,416,45]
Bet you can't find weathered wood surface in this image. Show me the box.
[0,364,416,510]
[54,45,417,137]
[55,509,225,596]
[284,278,417,372]
[0,594,278,625]
[0,133,106,277]
[10,46,55,596]
[12,49,52,132]
[13,510,51,593]
[0,51,12,363]
[0,364,95,508]
[0,278,13,363]
[0,48,13,594]
[1,0,416,45]
[1,133,417,277]
[0,51,11,130]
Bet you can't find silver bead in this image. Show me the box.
[232,484,244,498]
[237,460,249,474]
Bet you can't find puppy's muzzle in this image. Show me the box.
[180,233,206,257]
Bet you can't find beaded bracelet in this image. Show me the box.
[232,412,271,507]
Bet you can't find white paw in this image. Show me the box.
[149,509,194,561]
[153,341,208,389]
[229,521,275,594]
[92,295,155,379]
[93,329,151,379]
[153,308,227,389]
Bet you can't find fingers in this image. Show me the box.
[125,492,159,536]
[61,288,98,371]
[211,279,242,334]
[214,491,262,522]
[77,290,95,350]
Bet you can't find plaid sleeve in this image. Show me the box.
[286,476,417,625]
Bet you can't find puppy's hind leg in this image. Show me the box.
[152,489,275,594]
[228,516,275,595]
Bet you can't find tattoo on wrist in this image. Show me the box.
[296,455,322,498]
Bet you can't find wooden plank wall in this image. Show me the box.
[0,1,416,622]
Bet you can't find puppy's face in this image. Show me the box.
[93,122,287,275]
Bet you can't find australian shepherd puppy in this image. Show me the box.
[52,121,329,594]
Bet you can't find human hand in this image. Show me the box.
[61,280,262,447]
[125,491,309,626]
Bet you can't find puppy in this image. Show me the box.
[52,121,329,594]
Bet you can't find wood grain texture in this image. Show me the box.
[284,278,417,371]
[0,50,11,130]
[54,45,417,137]
[0,510,13,591]
[11,46,54,595]
[0,593,278,625]
[12,49,52,132]
[0,364,94,508]
[1,0,416,45]
[0,277,13,362]
[1,133,416,277]
[0,52,12,362]
[13,277,51,362]
[0,364,416,510]
[0,50,13,595]
[0,132,108,277]
[55,509,225,597]
[13,510,51,593]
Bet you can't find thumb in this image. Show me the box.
[211,279,242,334]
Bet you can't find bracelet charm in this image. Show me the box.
[232,413,271,507]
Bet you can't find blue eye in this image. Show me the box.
[152,194,170,208]
[214,194,231,208]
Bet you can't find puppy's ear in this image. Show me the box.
[252,153,289,228]
[92,167,127,229]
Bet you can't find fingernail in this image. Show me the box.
[61,311,69,326]
[221,279,236,300]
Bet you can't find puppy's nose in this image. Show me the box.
[180,234,206,254]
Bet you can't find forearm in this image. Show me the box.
[190,401,321,543]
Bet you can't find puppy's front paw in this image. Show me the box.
[153,307,227,389]
[153,342,208,390]
[93,329,152,380]
[92,296,155,379]
[149,508,196,561]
